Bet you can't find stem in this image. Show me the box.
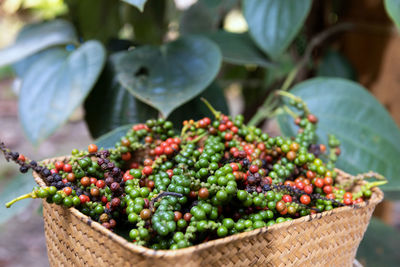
[282,105,298,119]
[248,23,354,126]
[180,124,190,137]
[201,98,221,119]
[188,132,208,144]
[5,192,36,208]
[276,90,311,115]
[149,192,183,211]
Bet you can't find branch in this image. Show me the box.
[248,23,355,126]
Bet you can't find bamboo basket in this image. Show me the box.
[33,157,383,267]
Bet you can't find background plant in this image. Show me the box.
[1,0,400,265]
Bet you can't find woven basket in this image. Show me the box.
[34,157,383,267]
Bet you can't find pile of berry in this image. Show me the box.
[1,98,383,250]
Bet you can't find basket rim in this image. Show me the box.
[35,156,384,258]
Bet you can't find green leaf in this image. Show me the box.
[317,50,357,81]
[243,0,312,59]
[0,19,77,67]
[205,31,274,68]
[85,55,158,138]
[95,125,132,149]
[0,174,36,224]
[19,41,106,145]
[169,83,229,127]
[357,218,400,266]
[115,35,222,117]
[276,78,400,196]
[385,0,400,29]
[122,0,147,11]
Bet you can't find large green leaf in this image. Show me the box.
[19,41,106,145]
[276,78,400,195]
[0,19,77,67]
[85,55,158,138]
[357,218,400,266]
[242,0,312,59]
[317,50,357,81]
[115,35,222,117]
[122,0,147,11]
[95,125,133,149]
[385,0,400,29]
[0,174,36,224]
[169,83,229,128]
[205,31,274,68]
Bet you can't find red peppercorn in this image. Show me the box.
[90,177,97,185]
[230,163,239,171]
[67,173,76,182]
[63,187,72,196]
[343,198,353,205]
[55,161,64,171]
[111,198,121,208]
[174,211,182,222]
[183,213,192,222]
[63,164,72,172]
[121,152,132,161]
[80,176,90,187]
[79,195,90,204]
[314,178,324,188]
[225,132,233,141]
[249,165,258,173]
[218,124,227,132]
[96,180,106,188]
[142,166,153,175]
[282,195,292,203]
[17,154,26,162]
[101,195,108,204]
[300,195,311,205]
[304,185,313,194]
[88,144,98,153]
[323,185,333,194]
[198,188,209,199]
[164,146,174,155]
[90,187,100,197]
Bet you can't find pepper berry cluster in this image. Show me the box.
[2,97,385,250]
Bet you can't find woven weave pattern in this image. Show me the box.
[35,157,383,267]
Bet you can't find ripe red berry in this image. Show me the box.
[218,124,227,132]
[142,166,153,175]
[300,195,311,205]
[63,187,72,196]
[249,165,258,173]
[314,178,324,188]
[121,152,132,161]
[304,185,313,194]
[323,185,333,194]
[343,192,353,199]
[88,144,98,153]
[96,180,106,188]
[154,146,164,155]
[55,161,64,171]
[79,195,90,204]
[63,164,72,172]
[80,176,90,187]
[164,146,173,155]
[282,195,292,203]
[198,188,209,199]
[225,132,233,141]
[343,198,353,205]
[17,154,26,162]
